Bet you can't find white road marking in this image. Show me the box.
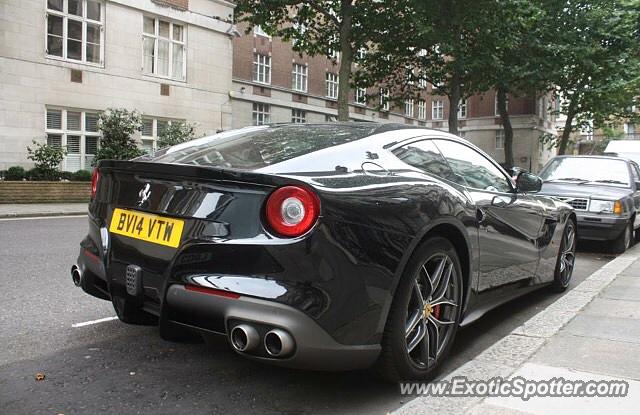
[72,316,118,328]
[0,214,87,222]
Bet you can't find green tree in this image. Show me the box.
[94,108,145,163]
[481,0,553,168]
[235,1,384,121]
[354,0,499,135]
[546,0,640,155]
[157,122,197,148]
[27,140,66,180]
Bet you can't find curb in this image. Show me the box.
[0,211,87,219]
[393,244,640,415]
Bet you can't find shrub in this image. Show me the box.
[94,108,145,163]
[27,140,65,180]
[71,169,93,181]
[5,166,26,181]
[157,122,197,148]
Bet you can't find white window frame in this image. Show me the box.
[291,108,306,123]
[142,16,187,81]
[495,93,509,116]
[380,88,390,112]
[417,100,427,120]
[355,87,367,105]
[432,100,444,120]
[253,53,271,85]
[45,0,105,66]
[356,47,367,60]
[45,107,101,171]
[326,72,339,100]
[495,129,505,150]
[291,63,308,92]
[253,25,271,38]
[404,99,414,117]
[458,99,467,119]
[140,117,184,153]
[252,103,271,125]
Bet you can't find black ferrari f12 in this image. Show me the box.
[73,123,576,380]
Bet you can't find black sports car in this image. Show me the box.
[72,123,576,381]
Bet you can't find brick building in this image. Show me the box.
[230,25,558,171]
[0,0,235,170]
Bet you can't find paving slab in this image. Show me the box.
[484,363,640,415]
[562,314,640,344]
[579,297,640,319]
[531,333,640,381]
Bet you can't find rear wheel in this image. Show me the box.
[612,220,633,254]
[551,219,576,292]
[375,237,463,381]
[112,295,157,325]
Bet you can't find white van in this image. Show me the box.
[603,140,640,165]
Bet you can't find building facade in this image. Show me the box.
[230,25,557,172]
[0,0,235,170]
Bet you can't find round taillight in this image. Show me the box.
[265,186,320,237]
[91,168,100,199]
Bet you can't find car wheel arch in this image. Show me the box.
[377,219,473,337]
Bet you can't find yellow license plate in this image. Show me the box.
[109,208,184,248]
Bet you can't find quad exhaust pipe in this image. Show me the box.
[264,328,295,357]
[71,265,82,287]
[230,324,260,352]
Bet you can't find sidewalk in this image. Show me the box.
[0,203,87,218]
[395,244,640,415]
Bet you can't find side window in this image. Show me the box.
[392,140,459,183]
[434,139,512,193]
[632,163,640,183]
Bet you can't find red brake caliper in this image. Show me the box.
[433,304,441,319]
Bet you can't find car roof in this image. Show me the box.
[551,154,632,162]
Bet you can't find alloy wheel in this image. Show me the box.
[559,221,576,286]
[405,253,460,369]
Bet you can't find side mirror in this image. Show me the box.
[516,171,542,193]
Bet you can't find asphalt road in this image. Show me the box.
[0,216,615,415]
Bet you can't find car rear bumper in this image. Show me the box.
[73,216,386,371]
[165,284,380,370]
[575,212,629,241]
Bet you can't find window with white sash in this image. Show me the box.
[458,99,467,119]
[46,0,104,65]
[292,63,308,92]
[405,99,414,117]
[326,73,339,99]
[45,107,100,171]
[253,54,271,84]
[417,100,427,120]
[355,87,367,105]
[496,129,505,149]
[143,16,186,81]
[380,88,390,111]
[291,109,306,123]
[252,103,271,125]
[432,100,444,120]
[140,117,184,153]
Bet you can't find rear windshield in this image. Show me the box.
[150,124,379,170]
[540,157,630,187]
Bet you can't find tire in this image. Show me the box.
[112,295,157,325]
[375,237,464,382]
[612,220,633,254]
[551,219,576,293]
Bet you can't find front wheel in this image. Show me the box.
[612,220,633,254]
[375,237,463,381]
